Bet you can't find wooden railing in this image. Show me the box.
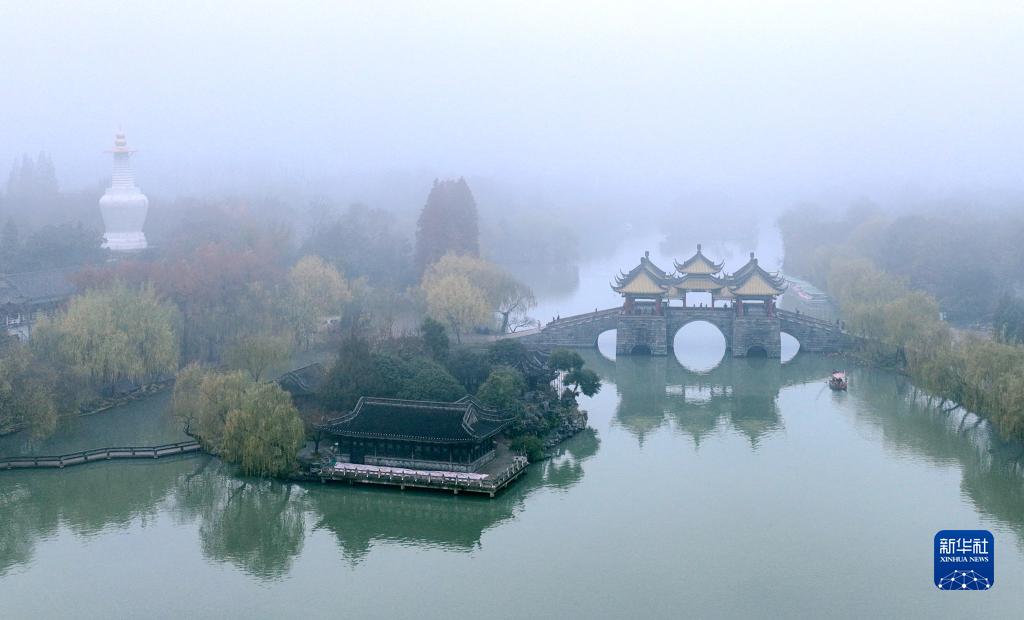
[313,456,529,496]
[0,440,202,470]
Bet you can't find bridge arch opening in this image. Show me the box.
[596,329,617,361]
[780,332,800,363]
[672,320,727,373]
[746,345,768,358]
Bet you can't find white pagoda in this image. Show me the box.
[99,131,149,251]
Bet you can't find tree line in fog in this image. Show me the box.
[779,204,1024,441]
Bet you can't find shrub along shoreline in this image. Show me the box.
[825,258,1024,441]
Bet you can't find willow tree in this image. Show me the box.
[423,273,490,344]
[221,382,305,477]
[173,367,305,476]
[35,282,179,394]
[223,333,291,381]
[171,362,205,435]
[288,255,351,349]
[0,343,57,438]
[193,370,252,454]
[423,253,536,333]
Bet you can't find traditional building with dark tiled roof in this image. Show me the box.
[278,363,328,399]
[0,268,77,340]
[317,397,515,472]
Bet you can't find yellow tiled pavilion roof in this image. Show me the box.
[612,252,672,296]
[724,252,787,298]
[729,271,786,297]
[614,269,668,295]
[730,252,767,281]
[670,273,725,295]
[674,244,724,276]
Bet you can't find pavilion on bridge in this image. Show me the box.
[724,251,787,316]
[671,244,727,307]
[612,245,786,316]
[611,250,673,317]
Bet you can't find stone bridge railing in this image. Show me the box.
[519,308,621,349]
[518,305,850,357]
[777,309,849,354]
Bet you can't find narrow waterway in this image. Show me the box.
[2,242,1024,617]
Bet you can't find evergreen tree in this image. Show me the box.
[5,153,58,209]
[3,152,63,234]
[420,317,449,362]
[415,178,480,273]
[33,152,58,196]
[476,366,527,411]
[0,219,19,272]
[6,155,34,201]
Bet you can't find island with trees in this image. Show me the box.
[1,172,597,493]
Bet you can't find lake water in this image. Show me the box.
[3,242,1024,618]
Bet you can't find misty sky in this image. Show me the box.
[1,1,1022,208]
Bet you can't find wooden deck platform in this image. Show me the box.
[0,441,203,470]
[309,456,529,497]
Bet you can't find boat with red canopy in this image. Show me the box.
[828,371,848,391]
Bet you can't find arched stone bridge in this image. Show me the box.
[516,307,849,358]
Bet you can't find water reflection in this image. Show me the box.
[6,357,1024,586]
[587,351,823,448]
[171,460,306,580]
[848,369,1024,543]
[0,419,602,580]
[596,353,1024,548]
[534,428,600,491]
[0,457,194,576]
[307,426,600,563]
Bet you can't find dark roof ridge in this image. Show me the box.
[317,395,514,443]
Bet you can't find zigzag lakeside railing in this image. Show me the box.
[0,440,202,470]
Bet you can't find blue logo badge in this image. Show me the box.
[934,530,994,590]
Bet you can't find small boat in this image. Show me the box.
[828,371,848,391]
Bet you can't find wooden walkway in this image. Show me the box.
[309,456,529,497]
[0,441,202,470]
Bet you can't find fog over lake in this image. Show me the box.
[4,4,1024,617]
[2,1,1022,216]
